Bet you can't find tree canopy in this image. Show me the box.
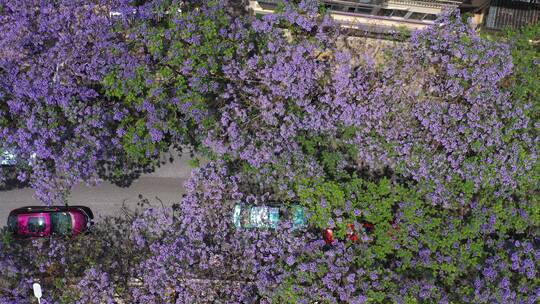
[0,0,538,303]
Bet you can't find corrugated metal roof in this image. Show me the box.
[486,0,540,30]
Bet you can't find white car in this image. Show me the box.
[0,149,35,187]
[232,203,307,230]
[0,149,36,166]
[0,149,16,166]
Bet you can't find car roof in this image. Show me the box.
[235,201,301,207]
[9,206,93,218]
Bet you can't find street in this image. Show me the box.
[0,153,193,226]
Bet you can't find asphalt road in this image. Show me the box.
[0,153,194,226]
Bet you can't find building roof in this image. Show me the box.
[388,0,463,8]
[485,0,540,30]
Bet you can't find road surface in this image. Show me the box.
[0,153,194,226]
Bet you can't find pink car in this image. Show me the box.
[7,206,94,238]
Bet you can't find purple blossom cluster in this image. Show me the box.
[120,161,537,303]
[392,11,538,204]
[0,0,141,203]
[208,7,537,207]
[0,1,538,303]
[75,267,117,304]
[0,0,239,203]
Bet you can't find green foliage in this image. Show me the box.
[504,23,540,110]
[483,22,540,186]
[102,0,239,162]
[296,131,359,180]
[1,229,12,247]
[270,277,303,304]
[296,175,412,248]
[505,23,540,195]
[188,157,200,168]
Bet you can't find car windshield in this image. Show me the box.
[51,212,72,235]
[233,204,280,229]
[291,205,307,229]
[27,217,46,233]
[233,205,242,228]
[7,215,18,232]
